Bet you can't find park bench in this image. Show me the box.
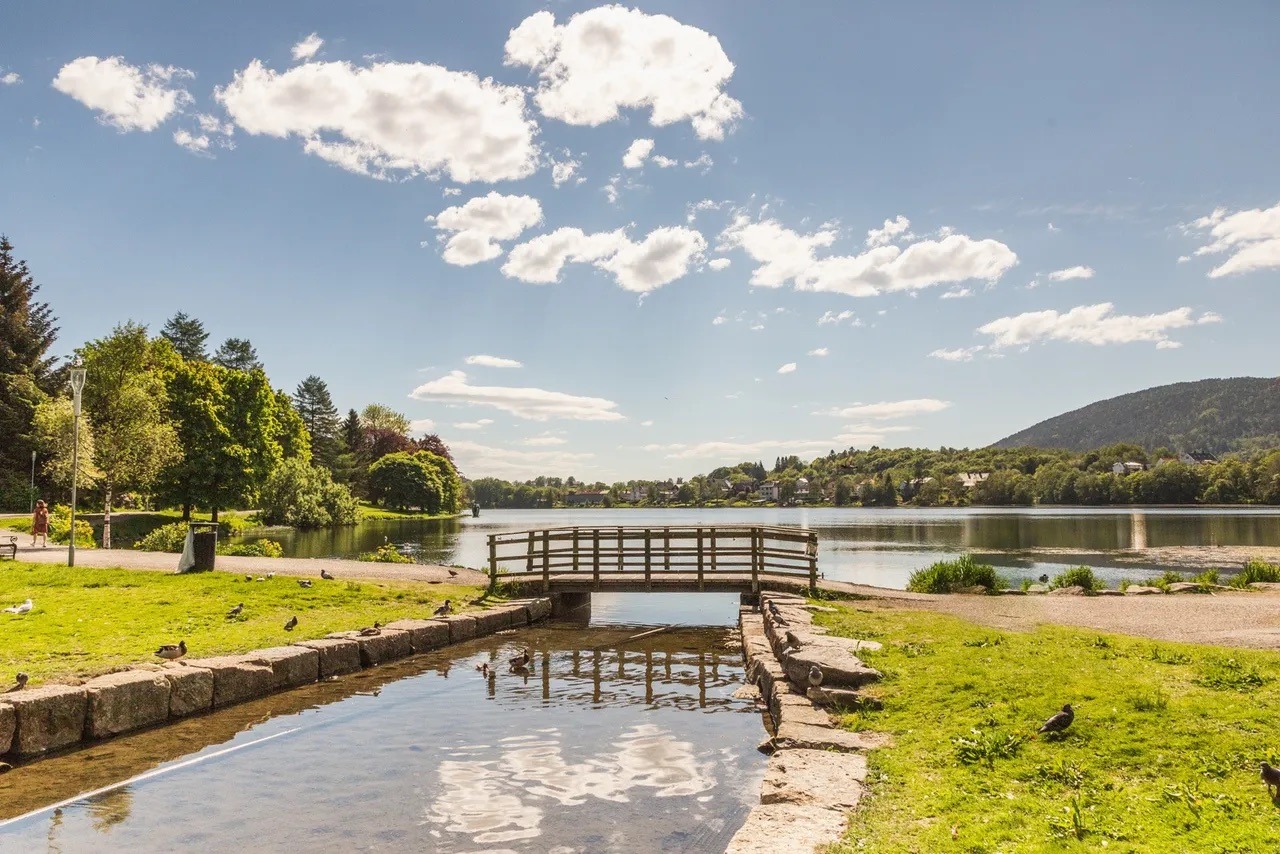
[0,536,16,560]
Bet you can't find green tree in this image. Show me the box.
[341,408,363,451]
[259,457,360,528]
[212,337,261,372]
[293,375,340,469]
[77,323,182,545]
[160,312,209,361]
[31,395,100,496]
[368,451,444,513]
[361,403,411,435]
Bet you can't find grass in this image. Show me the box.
[356,502,463,521]
[0,562,485,685]
[1050,565,1100,593]
[815,605,1280,852]
[906,555,1007,594]
[1230,559,1280,589]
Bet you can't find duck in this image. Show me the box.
[807,665,824,688]
[244,574,253,582]
[320,568,335,580]
[1262,762,1280,799]
[475,662,490,676]
[284,616,298,631]
[3,599,32,615]
[1038,574,1050,584]
[358,622,383,637]
[509,648,532,670]
[5,672,28,693]
[226,603,244,619]
[298,579,313,589]
[433,600,452,617]
[155,640,187,661]
[1037,703,1074,735]
[266,572,275,579]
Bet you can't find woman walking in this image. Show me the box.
[31,500,49,548]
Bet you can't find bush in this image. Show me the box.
[1051,566,1100,593]
[1151,570,1188,592]
[259,459,361,528]
[1229,559,1280,589]
[907,555,1006,594]
[218,539,283,558]
[1191,569,1220,587]
[358,543,413,564]
[134,521,188,552]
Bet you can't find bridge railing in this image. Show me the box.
[487,524,818,592]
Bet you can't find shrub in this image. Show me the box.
[218,539,283,558]
[259,458,361,528]
[907,555,1006,594]
[358,543,413,564]
[1118,578,1133,592]
[134,521,189,552]
[1229,559,1280,589]
[1051,566,1100,593]
[1151,570,1188,592]
[1191,569,1220,587]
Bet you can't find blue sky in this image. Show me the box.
[3,2,1278,481]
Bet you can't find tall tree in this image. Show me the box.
[31,395,101,497]
[293,375,340,468]
[341,408,363,452]
[360,403,411,435]
[160,312,209,361]
[78,323,182,545]
[212,337,261,372]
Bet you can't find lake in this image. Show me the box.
[235,506,1280,589]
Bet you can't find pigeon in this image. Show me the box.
[433,600,452,617]
[266,572,275,580]
[448,569,458,578]
[1262,762,1280,799]
[245,575,253,582]
[284,616,298,631]
[358,622,383,637]
[1038,574,1050,584]
[784,631,804,650]
[298,579,313,589]
[5,672,28,693]
[1037,703,1074,735]
[509,648,532,670]
[226,603,244,619]
[3,599,32,615]
[155,640,187,661]
[808,666,824,688]
[320,568,335,580]
[255,577,266,583]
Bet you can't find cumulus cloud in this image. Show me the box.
[429,192,543,265]
[719,216,1017,297]
[453,418,494,430]
[215,58,539,182]
[640,420,654,427]
[652,155,678,168]
[929,346,984,362]
[520,435,567,446]
[503,225,705,292]
[1047,265,1095,281]
[976,303,1213,349]
[291,33,324,62]
[550,153,581,186]
[622,138,654,169]
[808,347,829,356]
[173,129,210,154]
[411,370,624,421]
[450,438,593,480]
[940,287,971,299]
[1187,202,1280,277]
[505,6,743,140]
[409,418,435,434]
[1,71,20,86]
[712,314,726,325]
[644,439,837,460]
[708,258,731,271]
[824,399,951,420]
[53,56,193,131]
[777,362,797,374]
[865,215,912,248]
[465,354,524,368]
[684,152,714,171]
[817,310,858,326]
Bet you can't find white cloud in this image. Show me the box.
[409,418,436,434]
[1197,311,1223,325]
[644,438,837,460]
[1047,265,1095,281]
[707,258,731,271]
[749,323,764,331]
[503,225,705,292]
[173,129,210,154]
[291,33,324,62]
[520,435,567,447]
[53,56,193,132]
[817,309,858,326]
[977,302,1204,349]
[940,287,971,299]
[430,192,543,265]
[622,138,654,169]
[824,399,951,420]
[652,155,679,168]
[711,315,727,325]
[684,152,714,170]
[1187,202,1280,277]
[720,216,1017,297]
[808,347,829,357]
[411,370,623,421]
[777,362,797,374]
[550,154,580,186]
[465,354,524,369]
[504,7,743,140]
[453,418,494,430]
[442,187,462,197]
[1,71,21,86]
[865,215,912,248]
[215,58,538,182]
[929,346,984,362]
[450,438,593,480]
[1047,222,1059,232]
[640,420,654,427]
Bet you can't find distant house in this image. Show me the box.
[622,484,646,502]
[1111,461,1146,475]
[760,481,780,502]
[957,472,990,489]
[1179,451,1218,465]
[795,477,811,498]
[564,491,608,506]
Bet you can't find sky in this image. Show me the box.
[2,2,1279,483]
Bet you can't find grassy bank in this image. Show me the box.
[0,563,484,685]
[356,502,465,521]
[817,605,1280,852]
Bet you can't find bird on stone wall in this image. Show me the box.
[358,622,383,637]
[808,666,824,688]
[784,631,804,651]
[434,600,452,616]
[5,672,28,692]
[1037,703,1074,736]
[284,616,298,631]
[320,568,335,580]
[155,640,187,661]
[1262,762,1280,799]
[226,603,244,619]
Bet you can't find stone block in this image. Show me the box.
[1167,582,1207,594]
[773,693,833,728]
[773,721,891,753]
[6,684,88,756]
[807,686,882,711]
[183,656,275,708]
[329,629,412,667]
[472,609,509,637]
[0,702,13,755]
[294,638,362,677]
[725,804,848,854]
[436,614,477,644]
[779,643,882,690]
[1125,585,1163,595]
[761,749,867,810]
[165,665,213,717]
[84,670,171,739]
[527,598,552,622]
[1048,585,1087,596]
[244,646,319,690]
[501,603,531,627]
[385,619,450,654]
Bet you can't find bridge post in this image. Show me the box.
[592,528,601,590]
[663,527,671,577]
[807,531,818,595]
[644,528,652,591]
[750,527,760,591]
[488,534,497,592]
[572,527,580,574]
[616,527,623,574]
[525,531,535,576]
[696,527,704,591]
[542,529,550,592]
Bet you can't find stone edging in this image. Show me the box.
[727,593,889,853]
[0,599,552,765]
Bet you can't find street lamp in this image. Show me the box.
[69,366,87,568]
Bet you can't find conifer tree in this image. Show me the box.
[293,375,340,469]
[212,337,262,372]
[161,312,209,361]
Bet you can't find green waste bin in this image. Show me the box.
[190,522,218,572]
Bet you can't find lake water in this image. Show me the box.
[237,506,1280,588]
[0,594,764,852]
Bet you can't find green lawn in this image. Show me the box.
[816,605,1280,853]
[0,562,484,685]
[356,502,465,521]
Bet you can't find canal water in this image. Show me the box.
[236,506,1280,588]
[0,594,765,853]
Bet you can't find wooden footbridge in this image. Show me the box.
[488,524,820,594]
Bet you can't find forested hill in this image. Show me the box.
[993,377,1280,454]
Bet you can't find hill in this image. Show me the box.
[993,377,1280,453]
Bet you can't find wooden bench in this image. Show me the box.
[0,536,16,560]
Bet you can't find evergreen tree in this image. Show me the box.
[212,337,262,372]
[341,408,363,452]
[293,375,340,469]
[160,312,209,361]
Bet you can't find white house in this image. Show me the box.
[760,481,780,502]
[795,477,810,498]
[1111,461,1146,475]
[1179,452,1218,466]
[957,472,989,489]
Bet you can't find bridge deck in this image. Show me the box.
[504,571,817,594]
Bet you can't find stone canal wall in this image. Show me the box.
[728,592,889,854]
[0,598,552,765]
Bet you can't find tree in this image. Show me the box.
[78,323,182,545]
[160,312,209,361]
[31,396,100,496]
[341,408,363,452]
[212,337,261,372]
[368,452,444,513]
[259,458,360,528]
[361,403,411,435]
[293,375,340,469]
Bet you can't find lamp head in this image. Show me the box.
[70,367,87,395]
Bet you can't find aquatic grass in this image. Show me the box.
[0,562,484,684]
[1229,559,1280,589]
[906,555,1007,594]
[357,543,414,564]
[814,605,1280,852]
[1050,565,1100,592]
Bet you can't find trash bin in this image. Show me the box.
[190,522,218,572]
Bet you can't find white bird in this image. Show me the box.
[3,599,32,615]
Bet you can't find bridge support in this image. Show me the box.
[550,591,592,621]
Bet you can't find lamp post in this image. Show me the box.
[29,450,36,514]
[69,366,87,568]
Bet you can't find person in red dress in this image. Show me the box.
[31,499,49,548]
